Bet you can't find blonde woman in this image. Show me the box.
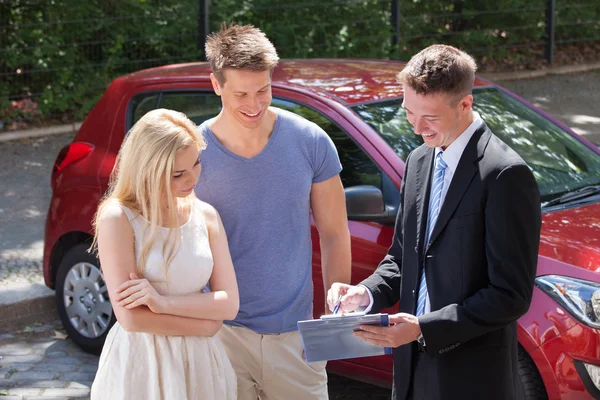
[90,109,238,399]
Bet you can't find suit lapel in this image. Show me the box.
[426,125,492,250]
[414,148,434,254]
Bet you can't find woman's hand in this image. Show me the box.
[115,273,165,314]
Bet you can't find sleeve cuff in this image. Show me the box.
[358,284,374,314]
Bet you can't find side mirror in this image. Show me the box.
[345,185,397,225]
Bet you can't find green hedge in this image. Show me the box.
[0,0,199,123]
[0,0,598,124]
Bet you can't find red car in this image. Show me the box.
[44,59,600,399]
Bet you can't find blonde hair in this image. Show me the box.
[205,22,279,85]
[91,109,206,275]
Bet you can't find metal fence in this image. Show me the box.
[1,0,598,128]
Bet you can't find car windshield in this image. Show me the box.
[353,87,600,204]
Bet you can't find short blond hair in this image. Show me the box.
[205,22,279,84]
[398,44,477,103]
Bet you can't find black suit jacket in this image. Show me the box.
[361,123,541,400]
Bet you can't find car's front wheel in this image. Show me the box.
[55,243,115,355]
[517,345,548,400]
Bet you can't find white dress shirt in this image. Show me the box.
[362,112,483,315]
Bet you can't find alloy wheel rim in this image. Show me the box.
[63,262,113,339]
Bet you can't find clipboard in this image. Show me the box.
[297,313,393,363]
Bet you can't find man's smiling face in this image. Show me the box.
[211,68,273,131]
[402,85,473,150]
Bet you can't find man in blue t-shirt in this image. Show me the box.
[195,23,351,400]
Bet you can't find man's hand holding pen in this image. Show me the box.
[326,283,370,314]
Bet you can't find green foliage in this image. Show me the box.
[394,0,545,60]
[212,0,392,59]
[0,0,199,120]
[0,0,598,124]
[555,1,600,43]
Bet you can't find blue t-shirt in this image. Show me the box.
[195,108,342,334]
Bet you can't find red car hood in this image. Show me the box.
[539,202,600,273]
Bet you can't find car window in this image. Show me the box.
[272,98,382,189]
[352,87,600,202]
[475,89,600,200]
[129,93,159,127]
[128,92,222,129]
[159,92,222,125]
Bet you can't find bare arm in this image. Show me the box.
[156,203,239,320]
[120,306,223,336]
[97,203,222,336]
[311,175,352,305]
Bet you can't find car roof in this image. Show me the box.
[122,59,492,106]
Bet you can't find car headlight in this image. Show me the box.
[583,362,600,390]
[535,275,600,329]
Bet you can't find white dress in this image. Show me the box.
[91,199,237,400]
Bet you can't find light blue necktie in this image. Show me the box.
[416,152,448,316]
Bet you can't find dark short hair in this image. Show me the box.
[397,44,477,102]
[205,22,279,85]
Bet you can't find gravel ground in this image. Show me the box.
[0,259,43,289]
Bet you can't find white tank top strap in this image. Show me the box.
[114,202,137,222]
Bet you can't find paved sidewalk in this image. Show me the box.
[0,320,97,399]
[0,319,391,399]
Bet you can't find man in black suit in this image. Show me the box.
[327,45,541,399]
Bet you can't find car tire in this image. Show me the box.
[55,243,116,355]
[517,345,548,400]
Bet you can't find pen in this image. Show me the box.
[332,295,342,314]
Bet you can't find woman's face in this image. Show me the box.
[170,144,201,198]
